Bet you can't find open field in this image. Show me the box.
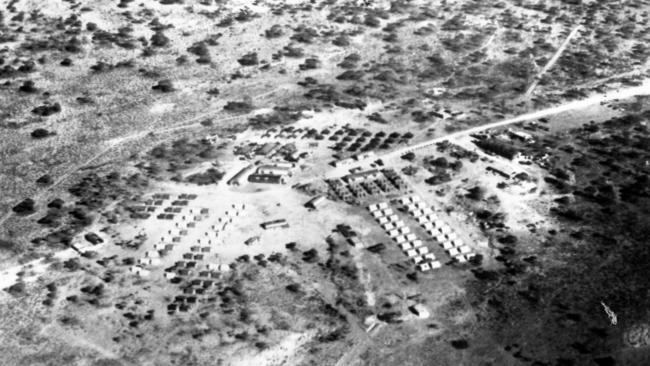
[1,0,650,365]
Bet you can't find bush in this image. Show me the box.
[223,100,253,113]
[152,79,174,92]
[12,198,36,215]
[6,282,26,296]
[450,339,469,349]
[18,80,37,93]
[31,128,53,139]
[150,31,170,47]
[32,103,61,116]
[36,174,53,185]
[265,25,283,38]
[237,52,259,66]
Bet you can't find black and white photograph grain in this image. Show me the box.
[0,0,649,365]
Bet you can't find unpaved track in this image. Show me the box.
[385,80,650,159]
[524,25,582,99]
[0,86,289,228]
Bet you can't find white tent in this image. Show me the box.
[387,214,399,222]
[422,222,434,230]
[418,263,431,272]
[459,245,471,254]
[399,227,411,234]
[411,240,423,247]
[456,255,467,263]
[406,233,417,241]
[406,204,417,212]
[430,261,442,269]
[382,223,395,231]
[441,241,454,250]
[394,235,407,244]
[400,242,412,250]
[424,253,436,261]
[393,220,406,228]
[410,196,422,202]
[378,202,389,209]
[406,249,418,257]
[382,208,394,216]
[452,239,463,247]
[416,216,429,224]
[388,229,400,237]
[412,256,424,264]
[372,211,384,218]
[368,204,379,212]
[378,216,389,225]
[446,232,458,241]
[435,235,446,243]
[416,247,429,255]
[447,248,460,256]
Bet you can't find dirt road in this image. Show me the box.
[524,25,582,99]
[385,79,650,159]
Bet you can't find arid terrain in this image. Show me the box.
[1,0,650,365]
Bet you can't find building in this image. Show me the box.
[261,219,289,230]
[508,129,534,142]
[256,142,281,156]
[248,173,286,184]
[348,183,368,198]
[305,195,327,209]
[354,151,376,161]
[256,165,292,176]
[227,164,255,186]
[345,169,381,184]
[333,157,355,167]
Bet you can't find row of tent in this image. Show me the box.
[402,195,477,264]
[368,202,442,272]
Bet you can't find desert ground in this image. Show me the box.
[1,0,650,365]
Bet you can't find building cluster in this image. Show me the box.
[164,204,246,314]
[248,162,293,185]
[128,193,201,221]
[261,125,330,141]
[228,162,295,186]
[234,140,309,164]
[327,168,409,203]
[126,194,247,314]
[368,201,442,272]
[399,195,477,263]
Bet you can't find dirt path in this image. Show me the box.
[384,79,650,159]
[524,25,582,99]
[0,86,289,228]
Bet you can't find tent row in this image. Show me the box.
[369,201,442,272]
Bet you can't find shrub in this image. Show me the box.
[32,103,61,116]
[237,52,259,66]
[6,282,26,296]
[152,79,174,92]
[31,128,53,139]
[18,80,37,93]
[265,25,283,38]
[150,31,170,47]
[12,198,36,215]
